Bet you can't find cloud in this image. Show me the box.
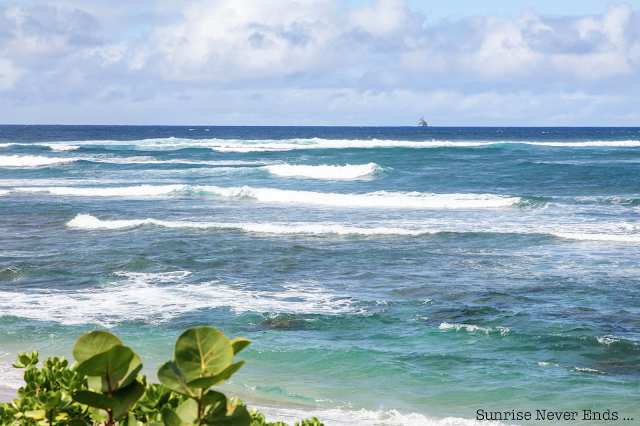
[0,0,639,124]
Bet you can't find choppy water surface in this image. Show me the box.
[1,126,639,425]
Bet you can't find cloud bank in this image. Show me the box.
[0,0,639,125]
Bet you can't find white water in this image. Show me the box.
[14,185,520,209]
[66,214,640,243]
[249,405,509,426]
[439,322,510,335]
[23,137,640,152]
[0,155,75,167]
[67,214,434,235]
[266,163,381,179]
[0,271,356,327]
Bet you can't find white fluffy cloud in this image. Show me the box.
[0,0,639,124]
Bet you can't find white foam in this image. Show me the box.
[573,367,603,373]
[596,337,620,345]
[24,137,640,153]
[266,163,382,179]
[200,186,519,209]
[528,141,640,147]
[439,322,510,335]
[0,190,9,196]
[16,184,520,209]
[0,353,23,390]
[87,156,268,166]
[67,214,434,235]
[554,233,640,243]
[17,184,186,197]
[0,143,80,151]
[249,405,510,426]
[0,155,75,167]
[0,272,356,327]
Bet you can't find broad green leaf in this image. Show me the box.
[111,380,145,421]
[68,418,89,426]
[122,412,138,426]
[73,331,122,363]
[202,399,250,426]
[77,346,134,391]
[88,352,143,393]
[186,361,244,389]
[174,327,233,379]
[87,407,109,422]
[72,391,118,410]
[175,399,198,424]
[157,361,196,397]
[24,410,46,420]
[201,390,226,408]
[162,407,183,426]
[119,352,143,389]
[229,339,251,355]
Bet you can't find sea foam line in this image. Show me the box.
[0,143,79,151]
[553,232,640,243]
[266,163,382,179]
[23,137,640,152]
[245,405,510,426]
[18,185,518,209]
[0,155,76,167]
[439,322,510,335]
[0,272,356,327]
[67,215,640,243]
[67,214,433,235]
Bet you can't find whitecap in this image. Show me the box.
[554,233,640,243]
[0,155,75,167]
[439,322,510,334]
[67,214,435,235]
[29,136,640,153]
[17,184,186,197]
[266,163,382,179]
[17,185,520,209]
[0,272,356,327]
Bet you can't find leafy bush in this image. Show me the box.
[0,327,323,426]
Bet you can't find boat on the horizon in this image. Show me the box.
[418,116,428,126]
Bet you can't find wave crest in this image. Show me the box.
[266,163,382,179]
[0,155,75,167]
[67,214,434,235]
[18,185,520,209]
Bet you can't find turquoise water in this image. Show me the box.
[1,126,639,425]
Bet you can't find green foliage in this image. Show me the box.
[248,410,324,426]
[0,328,324,426]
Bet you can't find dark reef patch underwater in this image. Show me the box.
[1,126,640,425]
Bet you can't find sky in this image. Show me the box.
[1,0,640,126]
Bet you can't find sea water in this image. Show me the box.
[0,126,639,425]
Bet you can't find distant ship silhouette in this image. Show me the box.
[418,116,428,127]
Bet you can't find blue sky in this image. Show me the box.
[0,0,639,125]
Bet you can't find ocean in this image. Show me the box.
[0,126,639,425]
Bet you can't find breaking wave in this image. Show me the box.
[439,322,510,334]
[0,271,356,327]
[246,405,509,426]
[553,232,640,243]
[0,155,75,167]
[67,214,434,235]
[15,185,520,209]
[18,137,640,152]
[266,163,382,179]
[0,143,79,151]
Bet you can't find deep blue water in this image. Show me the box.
[1,126,639,425]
